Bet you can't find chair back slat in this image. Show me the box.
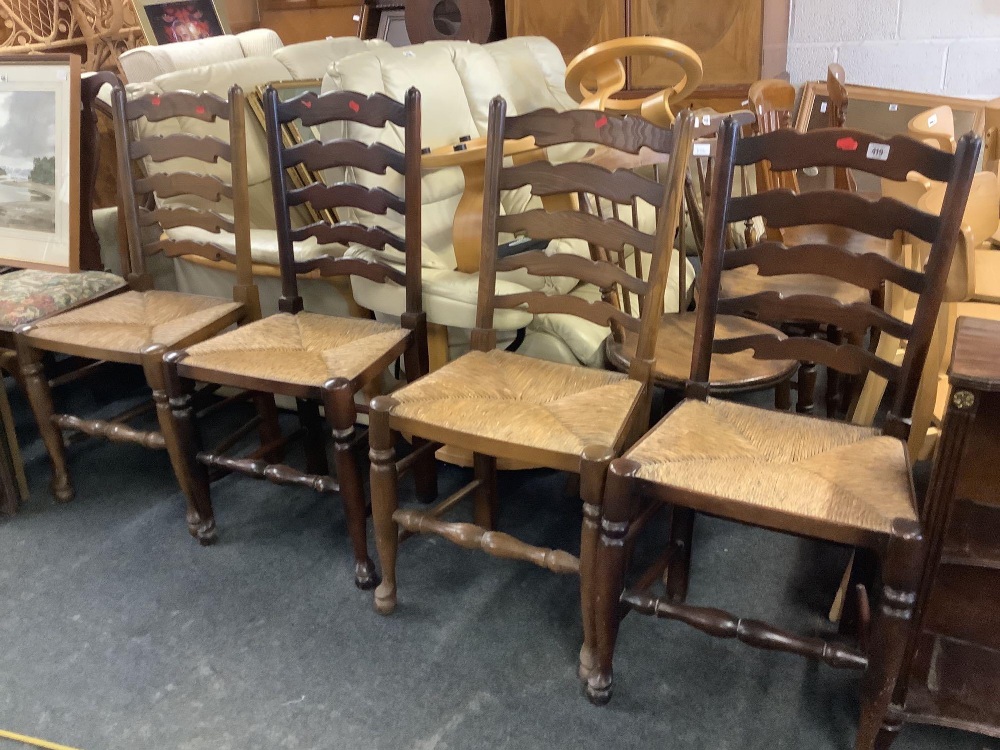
[286,182,405,215]
[500,161,665,207]
[134,172,233,202]
[264,86,421,315]
[474,96,695,376]
[497,209,657,254]
[275,90,407,130]
[129,134,232,164]
[112,84,254,302]
[283,138,406,175]
[690,116,981,437]
[729,190,941,242]
[724,241,927,293]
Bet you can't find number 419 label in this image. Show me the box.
[866,143,891,161]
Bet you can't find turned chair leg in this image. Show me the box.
[774,375,793,411]
[578,445,614,682]
[369,395,401,615]
[855,519,926,750]
[665,506,695,602]
[296,398,329,476]
[323,378,378,590]
[163,352,216,544]
[826,326,843,417]
[587,458,642,706]
[143,345,191,498]
[797,360,817,415]
[14,328,72,502]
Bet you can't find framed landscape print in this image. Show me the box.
[135,0,231,45]
[794,81,986,194]
[0,55,80,272]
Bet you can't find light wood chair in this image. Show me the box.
[161,87,428,588]
[15,85,278,503]
[367,102,695,679]
[586,121,981,750]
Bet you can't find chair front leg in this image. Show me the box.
[14,328,72,502]
[163,352,216,544]
[143,345,190,498]
[587,458,643,706]
[578,445,614,682]
[323,378,378,591]
[855,519,925,750]
[369,395,401,614]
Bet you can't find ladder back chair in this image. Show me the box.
[15,85,274,503]
[368,101,695,680]
[604,109,797,405]
[587,119,981,750]
[161,86,426,589]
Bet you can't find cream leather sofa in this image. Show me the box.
[121,33,694,367]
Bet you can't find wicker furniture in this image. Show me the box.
[367,102,695,678]
[15,85,274,504]
[586,119,981,750]
[161,86,426,588]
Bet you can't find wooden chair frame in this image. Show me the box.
[161,86,427,589]
[586,120,981,750]
[14,84,273,503]
[366,100,695,679]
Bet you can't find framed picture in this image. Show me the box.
[135,0,231,46]
[358,0,409,46]
[247,79,335,224]
[794,81,986,194]
[0,55,80,272]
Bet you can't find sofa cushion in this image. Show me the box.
[273,37,386,80]
[0,270,126,331]
[484,37,576,115]
[165,225,344,266]
[119,30,283,84]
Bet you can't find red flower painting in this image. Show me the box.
[145,0,225,45]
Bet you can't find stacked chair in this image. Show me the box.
[585,119,980,750]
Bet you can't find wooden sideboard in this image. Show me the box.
[505,0,789,101]
[892,315,1000,741]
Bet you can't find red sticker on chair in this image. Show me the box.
[349,100,360,112]
[836,136,859,151]
[195,105,205,115]
[151,96,161,106]
[595,115,608,129]
[302,99,312,109]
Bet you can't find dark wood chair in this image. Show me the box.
[604,110,798,407]
[367,101,695,679]
[14,85,277,503]
[586,120,981,750]
[161,86,427,589]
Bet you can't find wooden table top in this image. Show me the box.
[949,316,1000,391]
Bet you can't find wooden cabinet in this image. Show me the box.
[896,315,1000,740]
[258,0,361,44]
[506,0,789,99]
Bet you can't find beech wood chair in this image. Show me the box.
[367,102,695,678]
[14,85,278,503]
[586,120,981,750]
[161,87,427,588]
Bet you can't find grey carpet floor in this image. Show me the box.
[1,372,997,750]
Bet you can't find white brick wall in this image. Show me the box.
[786,0,1000,98]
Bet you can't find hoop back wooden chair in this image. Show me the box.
[587,119,981,750]
[368,101,695,678]
[161,86,425,589]
[15,85,270,503]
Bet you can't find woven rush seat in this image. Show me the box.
[721,264,872,306]
[25,290,243,362]
[0,270,125,332]
[626,398,917,540]
[605,312,797,392]
[389,349,643,468]
[177,312,411,396]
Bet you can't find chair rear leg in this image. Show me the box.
[370,395,401,614]
[296,398,329,476]
[472,452,498,531]
[402,333,437,502]
[323,378,378,590]
[15,330,72,502]
[797,360,817,415]
[163,352,216,545]
[253,392,283,463]
[586,458,642,706]
[855,520,925,750]
[578,445,613,682]
[665,505,695,602]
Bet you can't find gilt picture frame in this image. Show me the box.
[135,0,231,46]
[0,55,80,273]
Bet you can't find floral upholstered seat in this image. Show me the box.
[0,269,126,332]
